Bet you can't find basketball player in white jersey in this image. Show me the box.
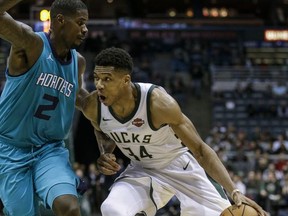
[76,47,267,216]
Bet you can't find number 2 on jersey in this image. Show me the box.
[34,94,59,120]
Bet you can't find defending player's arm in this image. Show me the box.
[0,0,23,12]
[76,52,89,110]
[150,88,267,216]
[0,0,42,76]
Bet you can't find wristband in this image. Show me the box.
[231,189,241,198]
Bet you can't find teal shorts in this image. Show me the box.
[0,141,79,216]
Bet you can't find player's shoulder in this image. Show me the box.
[77,52,86,64]
[149,87,180,126]
[150,86,177,109]
[77,52,85,59]
[149,85,182,126]
[76,52,86,74]
[82,90,98,120]
[17,22,42,46]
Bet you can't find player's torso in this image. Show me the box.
[0,32,78,146]
[99,83,188,168]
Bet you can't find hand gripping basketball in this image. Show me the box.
[220,204,258,216]
[228,189,268,216]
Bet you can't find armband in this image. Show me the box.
[231,189,241,198]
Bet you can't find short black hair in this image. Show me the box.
[50,0,87,19]
[94,47,134,74]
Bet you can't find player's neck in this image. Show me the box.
[111,84,137,119]
[48,32,70,61]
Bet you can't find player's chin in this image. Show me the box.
[70,43,81,49]
[71,40,84,49]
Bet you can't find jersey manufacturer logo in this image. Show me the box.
[102,117,112,121]
[132,118,145,127]
[47,53,54,62]
[183,161,190,170]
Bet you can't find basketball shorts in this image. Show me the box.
[0,140,78,216]
[101,151,231,216]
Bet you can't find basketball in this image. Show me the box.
[220,204,258,216]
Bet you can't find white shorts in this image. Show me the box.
[101,151,231,216]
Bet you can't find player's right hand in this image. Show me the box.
[232,192,269,216]
[96,153,121,175]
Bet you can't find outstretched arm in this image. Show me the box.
[150,88,267,216]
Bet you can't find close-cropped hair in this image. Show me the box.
[50,0,87,19]
[94,47,134,74]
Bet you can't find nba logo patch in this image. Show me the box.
[132,118,145,127]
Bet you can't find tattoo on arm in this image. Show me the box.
[94,129,116,154]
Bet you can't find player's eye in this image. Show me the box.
[104,77,111,82]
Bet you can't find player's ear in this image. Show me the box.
[56,14,65,24]
[123,74,131,84]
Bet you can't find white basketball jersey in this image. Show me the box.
[99,83,188,169]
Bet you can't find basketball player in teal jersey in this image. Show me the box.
[77,47,268,216]
[0,0,88,215]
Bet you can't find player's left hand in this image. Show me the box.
[232,191,269,216]
[96,153,121,175]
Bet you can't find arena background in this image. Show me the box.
[0,0,288,215]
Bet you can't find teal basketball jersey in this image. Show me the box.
[0,32,78,147]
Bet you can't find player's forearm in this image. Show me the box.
[94,129,116,154]
[98,139,116,154]
[198,146,236,197]
[0,0,23,14]
[172,120,237,195]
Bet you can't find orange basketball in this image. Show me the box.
[220,204,258,216]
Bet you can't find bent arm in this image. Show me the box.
[0,0,23,13]
[0,1,43,75]
[94,128,120,175]
[0,11,41,50]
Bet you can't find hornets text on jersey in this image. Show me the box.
[0,32,78,147]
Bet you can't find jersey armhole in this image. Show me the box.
[147,85,167,131]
